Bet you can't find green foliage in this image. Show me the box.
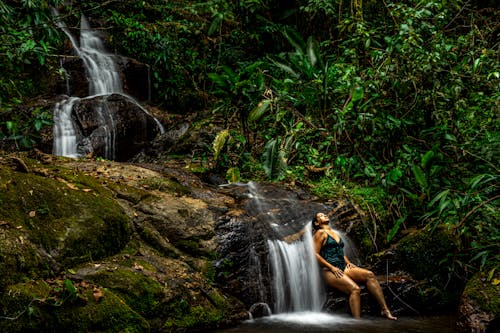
[0,0,496,278]
[0,0,65,107]
[262,138,287,180]
[0,107,53,150]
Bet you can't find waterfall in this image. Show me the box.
[79,15,122,96]
[267,226,326,313]
[243,182,327,314]
[53,97,80,157]
[52,12,164,159]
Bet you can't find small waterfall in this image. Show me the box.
[267,226,326,313]
[243,182,327,314]
[52,12,164,159]
[53,97,80,157]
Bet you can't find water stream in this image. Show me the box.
[52,12,163,159]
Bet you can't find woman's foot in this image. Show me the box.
[381,308,397,320]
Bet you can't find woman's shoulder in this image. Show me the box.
[314,229,328,239]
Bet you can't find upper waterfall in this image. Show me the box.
[79,15,123,95]
[52,12,163,160]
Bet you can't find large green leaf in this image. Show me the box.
[283,27,306,55]
[412,164,428,189]
[248,99,271,122]
[262,138,287,180]
[213,129,230,161]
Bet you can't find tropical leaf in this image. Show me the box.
[283,27,306,55]
[208,12,224,36]
[226,167,241,183]
[421,150,435,169]
[306,36,322,68]
[387,217,405,242]
[213,129,230,161]
[269,57,300,78]
[262,138,287,180]
[412,164,428,189]
[248,99,271,122]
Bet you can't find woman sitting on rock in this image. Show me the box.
[312,212,397,320]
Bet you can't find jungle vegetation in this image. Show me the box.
[0,0,498,283]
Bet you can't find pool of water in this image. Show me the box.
[213,312,457,333]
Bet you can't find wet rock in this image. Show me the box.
[249,302,272,318]
[71,93,162,160]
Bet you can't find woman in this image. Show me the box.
[312,212,397,320]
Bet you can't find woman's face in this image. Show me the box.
[316,213,330,225]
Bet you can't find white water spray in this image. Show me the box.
[267,225,326,313]
[53,97,80,157]
[52,11,163,159]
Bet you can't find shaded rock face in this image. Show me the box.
[70,93,161,160]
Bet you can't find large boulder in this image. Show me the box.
[70,93,162,160]
[0,155,131,290]
[0,154,248,332]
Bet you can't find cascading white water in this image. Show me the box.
[79,15,122,96]
[52,12,164,159]
[53,97,80,157]
[267,225,326,313]
[245,182,326,314]
[52,14,120,158]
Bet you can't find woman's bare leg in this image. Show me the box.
[323,271,361,318]
[345,267,397,320]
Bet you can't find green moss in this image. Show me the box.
[162,297,228,332]
[395,227,457,280]
[464,271,500,315]
[0,281,149,333]
[85,268,164,318]
[0,164,131,269]
[106,182,151,204]
[0,229,51,290]
[137,176,191,195]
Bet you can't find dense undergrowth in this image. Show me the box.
[0,0,498,282]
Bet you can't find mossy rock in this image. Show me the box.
[163,290,248,332]
[457,270,500,332]
[0,280,149,333]
[393,226,458,282]
[84,268,164,318]
[0,228,51,290]
[0,162,131,287]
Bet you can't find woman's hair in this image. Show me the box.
[311,213,321,231]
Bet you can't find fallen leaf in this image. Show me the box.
[29,211,36,218]
[93,287,104,302]
[133,262,144,271]
[493,278,500,286]
[66,183,78,190]
[18,236,24,244]
[82,188,92,192]
[0,221,8,226]
[16,225,23,230]
[67,268,76,275]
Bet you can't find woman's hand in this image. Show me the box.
[330,266,344,279]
